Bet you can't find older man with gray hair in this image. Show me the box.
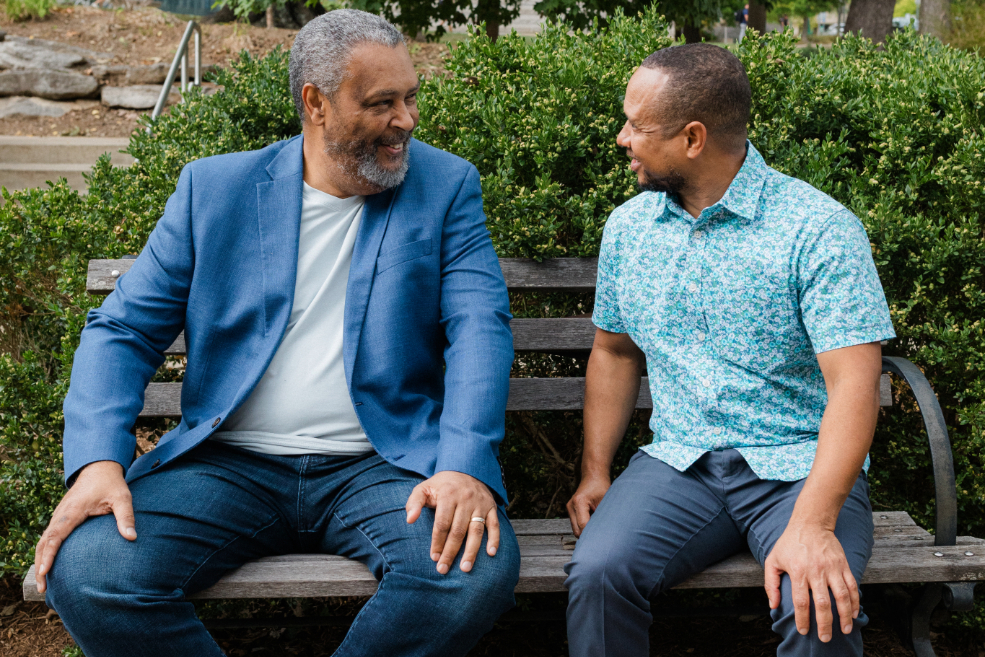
[36,9,520,656]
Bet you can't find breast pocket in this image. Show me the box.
[376,238,433,275]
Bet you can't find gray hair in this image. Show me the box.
[289,9,404,122]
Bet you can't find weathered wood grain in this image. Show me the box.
[139,378,658,417]
[511,318,595,352]
[499,258,598,291]
[89,258,602,295]
[24,513,982,602]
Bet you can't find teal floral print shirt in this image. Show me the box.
[593,142,896,481]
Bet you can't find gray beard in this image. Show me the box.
[324,129,412,193]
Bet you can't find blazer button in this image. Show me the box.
[151,459,160,469]
[212,417,221,428]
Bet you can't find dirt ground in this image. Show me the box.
[3,572,984,656]
[0,5,449,137]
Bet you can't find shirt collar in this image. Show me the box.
[655,140,768,225]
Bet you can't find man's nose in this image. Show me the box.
[616,123,631,148]
[391,102,417,132]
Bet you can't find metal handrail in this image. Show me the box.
[151,20,202,121]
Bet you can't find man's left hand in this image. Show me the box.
[764,523,860,643]
[405,471,499,574]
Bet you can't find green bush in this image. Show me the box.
[1,14,983,613]
[2,0,59,20]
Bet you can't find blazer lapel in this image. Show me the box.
[256,136,304,338]
[344,186,395,385]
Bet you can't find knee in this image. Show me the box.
[770,580,867,656]
[565,538,645,604]
[45,515,142,619]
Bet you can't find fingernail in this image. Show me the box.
[488,547,497,556]
[821,634,831,642]
[431,552,440,562]
[853,610,859,619]
[38,565,45,576]
[461,561,472,571]
[843,624,852,634]
[125,527,136,539]
[437,563,448,575]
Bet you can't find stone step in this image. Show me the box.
[1,162,91,192]
[0,136,132,165]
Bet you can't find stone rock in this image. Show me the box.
[126,63,169,85]
[101,84,180,109]
[2,36,113,68]
[0,30,6,43]
[0,41,87,70]
[91,63,169,85]
[0,95,73,118]
[0,70,99,100]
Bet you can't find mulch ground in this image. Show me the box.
[0,5,449,137]
[4,573,983,656]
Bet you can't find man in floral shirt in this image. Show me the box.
[564,44,896,656]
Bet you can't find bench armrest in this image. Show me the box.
[881,356,957,547]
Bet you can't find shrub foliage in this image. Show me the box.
[1,16,984,596]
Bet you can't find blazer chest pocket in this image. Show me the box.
[376,238,432,274]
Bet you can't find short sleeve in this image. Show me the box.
[799,210,896,353]
[592,218,627,334]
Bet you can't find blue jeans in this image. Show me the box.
[564,449,873,657]
[46,442,520,657]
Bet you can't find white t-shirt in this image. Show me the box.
[212,182,373,455]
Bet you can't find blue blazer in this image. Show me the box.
[63,136,514,502]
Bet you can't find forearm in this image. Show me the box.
[790,354,881,530]
[581,343,644,480]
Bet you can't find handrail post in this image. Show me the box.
[151,20,202,124]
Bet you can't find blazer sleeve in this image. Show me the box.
[62,165,195,485]
[433,165,514,503]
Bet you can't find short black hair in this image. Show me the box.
[640,44,751,151]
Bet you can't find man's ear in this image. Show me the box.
[682,121,708,159]
[301,83,331,127]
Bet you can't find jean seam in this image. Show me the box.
[332,569,389,656]
[178,514,281,593]
[297,455,309,534]
[332,511,393,573]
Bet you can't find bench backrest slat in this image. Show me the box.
[87,259,892,410]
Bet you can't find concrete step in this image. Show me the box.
[0,136,133,166]
[1,162,91,192]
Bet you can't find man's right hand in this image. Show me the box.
[34,460,136,594]
[566,475,611,537]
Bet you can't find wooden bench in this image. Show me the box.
[25,257,982,656]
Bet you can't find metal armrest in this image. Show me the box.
[881,356,957,547]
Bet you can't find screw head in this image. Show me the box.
[111,270,120,277]
[880,515,888,519]
[965,551,975,556]
[934,552,944,557]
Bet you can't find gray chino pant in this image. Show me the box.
[564,449,873,656]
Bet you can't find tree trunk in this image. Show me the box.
[844,0,895,42]
[486,20,500,41]
[266,4,275,29]
[919,0,951,38]
[682,21,702,43]
[802,15,811,40]
[748,1,767,33]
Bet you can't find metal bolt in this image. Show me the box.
[893,528,902,532]
[934,552,944,557]
[965,551,975,556]
[880,515,888,519]
[111,270,120,277]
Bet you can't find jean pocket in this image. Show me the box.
[376,238,433,274]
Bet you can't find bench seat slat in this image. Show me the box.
[24,540,984,601]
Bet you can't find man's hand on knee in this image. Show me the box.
[764,524,860,643]
[405,471,499,575]
[34,460,136,594]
